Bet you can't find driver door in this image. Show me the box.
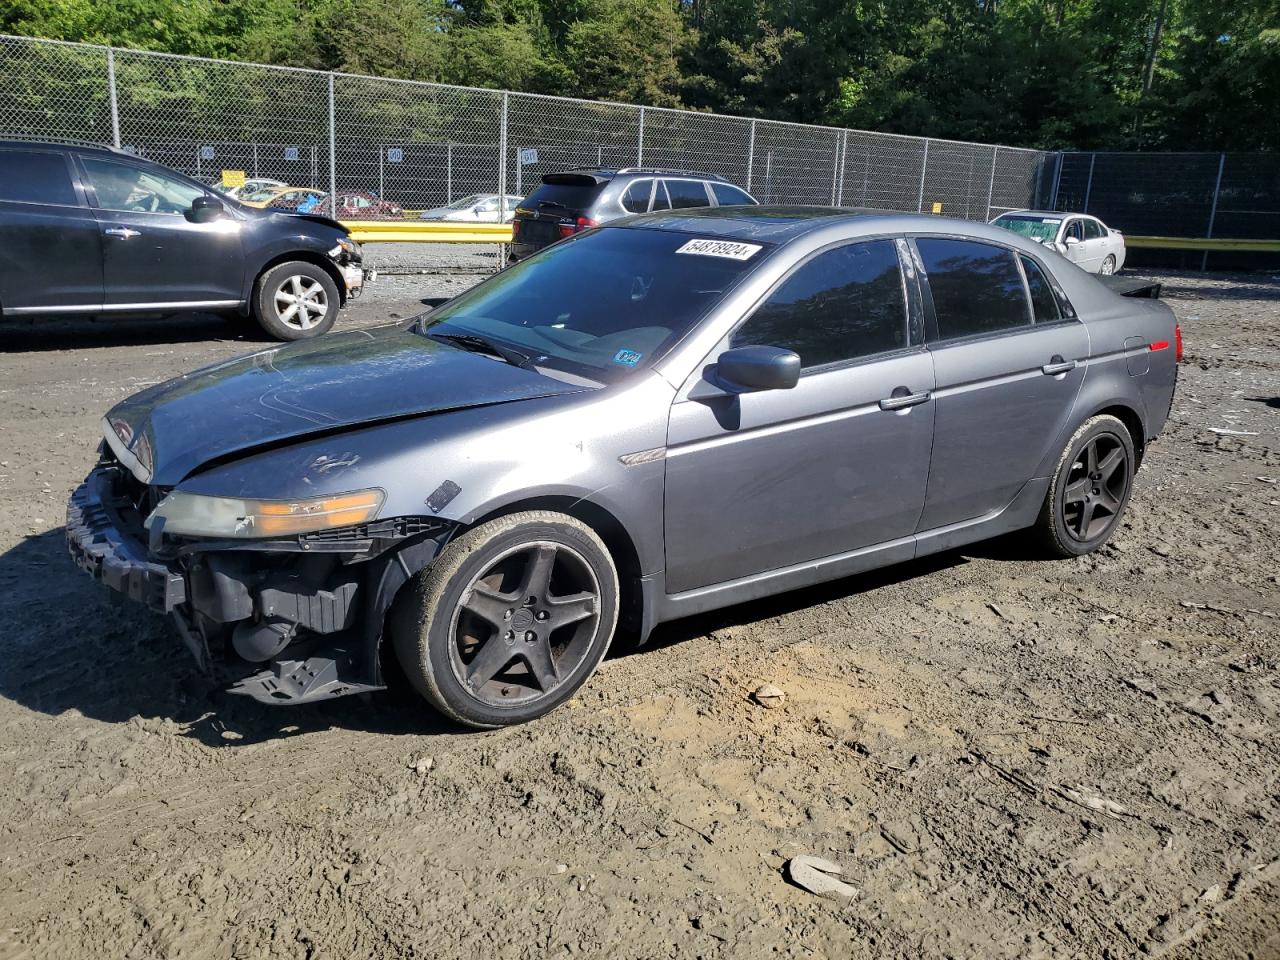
[75,153,245,308]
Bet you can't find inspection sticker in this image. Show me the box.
[612,349,643,366]
[675,238,763,261]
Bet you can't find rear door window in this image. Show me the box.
[1083,219,1104,240]
[917,238,1031,340]
[621,179,653,213]
[0,149,78,205]
[664,179,711,209]
[730,239,907,368]
[711,183,755,206]
[1020,256,1061,322]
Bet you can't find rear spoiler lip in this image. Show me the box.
[542,172,611,186]
[1096,275,1161,299]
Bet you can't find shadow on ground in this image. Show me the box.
[0,312,258,352]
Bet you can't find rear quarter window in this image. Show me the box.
[711,183,755,206]
[0,149,77,205]
[917,238,1031,340]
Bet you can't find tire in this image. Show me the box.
[390,511,620,728]
[1032,414,1136,558]
[1099,254,1117,276]
[251,261,340,341]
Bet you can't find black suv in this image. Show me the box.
[0,140,371,340]
[510,168,757,260]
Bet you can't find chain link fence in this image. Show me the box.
[1050,151,1280,268]
[0,33,1052,227]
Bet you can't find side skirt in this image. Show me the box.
[639,478,1049,641]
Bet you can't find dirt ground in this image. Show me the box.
[0,265,1277,960]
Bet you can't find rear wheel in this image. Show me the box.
[1032,414,1135,558]
[390,511,620,728]
[252,261,340,340]
[1099,254,1117,276]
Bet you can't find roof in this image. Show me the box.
[613,205,1073,249]
[554,167,729,182]
[996,209,1097,219]
[0,137,130,157]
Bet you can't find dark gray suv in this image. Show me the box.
[510,167,757,260]
[0,140,370,340]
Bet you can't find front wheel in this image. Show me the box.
[390,511,620,728]
[1032,414,1135,558]
[252,261,340,340]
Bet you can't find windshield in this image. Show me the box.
[420,227,770,382]
[443,194,487,210]
[993,214,1061,243]
[242,186,284,202]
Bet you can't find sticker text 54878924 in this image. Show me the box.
[675,238,764,261]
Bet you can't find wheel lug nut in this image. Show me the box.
[504,630,514,641]
[524,631,537,642]
[536,611,548,621]
[526,596,537,606]
[503,609,513,620]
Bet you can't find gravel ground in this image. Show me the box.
[0,269,1277,960]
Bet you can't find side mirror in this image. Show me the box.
[1064,235,1081,246]
[191,195,225,223]
[715,345,801,392]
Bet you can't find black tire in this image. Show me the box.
[389,511,620,728]
[251,261,340,341]
[1032,414,1136,558]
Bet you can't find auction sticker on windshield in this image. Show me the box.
[675,238,763,260]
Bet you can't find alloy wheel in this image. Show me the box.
[273,274,328,330]
[1100,256,1116,275]
[1061,433,1128,541]
[448,541,601,708]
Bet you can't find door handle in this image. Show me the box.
[104,227,140,239]
[1041,356,1077,376]
[879,389,931,411]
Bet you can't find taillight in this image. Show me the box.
[1174,323,1183,363]
[511,219,520,238]
[556,216,598,239]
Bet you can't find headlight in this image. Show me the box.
[145,489,384,539]
[328,237,361,260]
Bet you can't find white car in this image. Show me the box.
[991,210,1126,275]
[418,194,522,223]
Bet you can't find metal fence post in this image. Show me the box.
[1049,152,1063,210]
[497,94,509,270]
[1082,152,1096,213]
[636,106,645,166]
[985,145,999,220]
[830,129,840,205]
[834,129,844,207]
[917,139,930,213]
[106,47,121,148]
[1203,152,1226,271]
[327,73,337,202]
[746,119,756,192]
[446,142,453,202]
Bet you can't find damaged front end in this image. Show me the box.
[67,444,455,705]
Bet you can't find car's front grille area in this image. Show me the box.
[98,446,167,540]
[300,516,450,544]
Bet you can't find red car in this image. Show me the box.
[330,191,402,219]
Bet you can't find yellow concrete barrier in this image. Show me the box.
[1126,235,1280,252]
[340,220,513,244]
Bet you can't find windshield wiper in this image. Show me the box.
[429,331,537,369]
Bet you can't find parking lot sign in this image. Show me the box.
[284,146,300,161]
[200,145,215,160]
[386,147,403,163]
[519,148,539,166]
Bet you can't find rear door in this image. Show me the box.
[0,146,103,313]
[913,237,1088,530]
[76,153,245,308]
[1081,217,1109,271]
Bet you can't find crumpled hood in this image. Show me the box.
[104,324,588,485]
